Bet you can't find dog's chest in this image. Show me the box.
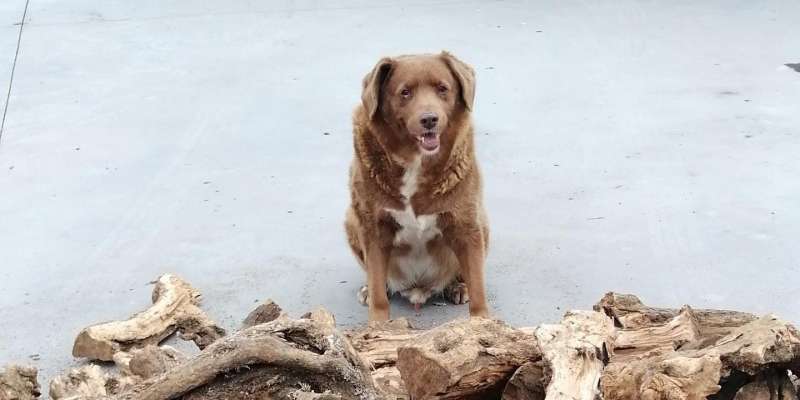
[386,156,441,246]
[387,207,440,246]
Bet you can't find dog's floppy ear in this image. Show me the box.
[361,57,394,120]
[441,51,476,111]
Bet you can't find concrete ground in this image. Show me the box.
[1,0,799,392]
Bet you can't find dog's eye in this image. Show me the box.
[400,88,412,98]
[437,84,449,94]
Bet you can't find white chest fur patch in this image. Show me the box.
[385,156,442,293]
[387,208,440,246]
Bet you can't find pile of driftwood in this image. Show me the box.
[2,274,799,400]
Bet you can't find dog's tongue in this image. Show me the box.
[420,133,439,151]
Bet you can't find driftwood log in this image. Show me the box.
[49,364,134,400]
[0,365,40,400]
[396,317,541,399]
[141,308,379,400]
[597,294,800,400]
[241,299,284,328]
[346,319,419,398]
[117,345,188,381]
[531,310,615,400]
[594,292,757,343]
[9,276,800,400]
[347,317,545,399]
[72,274,226,361]
[52,308,380,400]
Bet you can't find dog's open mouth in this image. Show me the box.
[417,131,440,152]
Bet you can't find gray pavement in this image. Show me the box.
[1,1,799,393]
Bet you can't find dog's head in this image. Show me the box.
[361,52,475,156]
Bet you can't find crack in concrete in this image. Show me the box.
[0,0,30,145]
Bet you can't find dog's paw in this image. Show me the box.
[357,285,369,306]
[444,281,470,305]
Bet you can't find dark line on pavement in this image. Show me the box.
[0,0,31,144]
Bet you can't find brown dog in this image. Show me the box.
[345,51,489,323]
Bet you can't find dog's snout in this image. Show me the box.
[419,112,439,130]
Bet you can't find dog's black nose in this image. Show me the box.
[419,113,439,129]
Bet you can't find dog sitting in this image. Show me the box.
[345,51,490,323]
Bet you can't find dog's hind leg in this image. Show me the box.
[432,246,469,305]
[344,207,366,269]
[347,208,376,306]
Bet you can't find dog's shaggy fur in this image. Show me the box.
[345,52,489,323]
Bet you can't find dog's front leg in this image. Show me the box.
[450,229,489,318]
[365,241,391,323]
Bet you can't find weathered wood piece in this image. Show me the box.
[49,364,133,400]
[707,315,800,376]
[241,299,283,328]
[535,310,615,400]
[396,318,541,399]
[612,306,701,362]
[602,351,723,400]
[0,365,40,400]
[346,319,419,399]
[116,345,187,380]
[115,308,378,400]
[72,274,225,361]
[594,292,756,343]
[600,302,800,400]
